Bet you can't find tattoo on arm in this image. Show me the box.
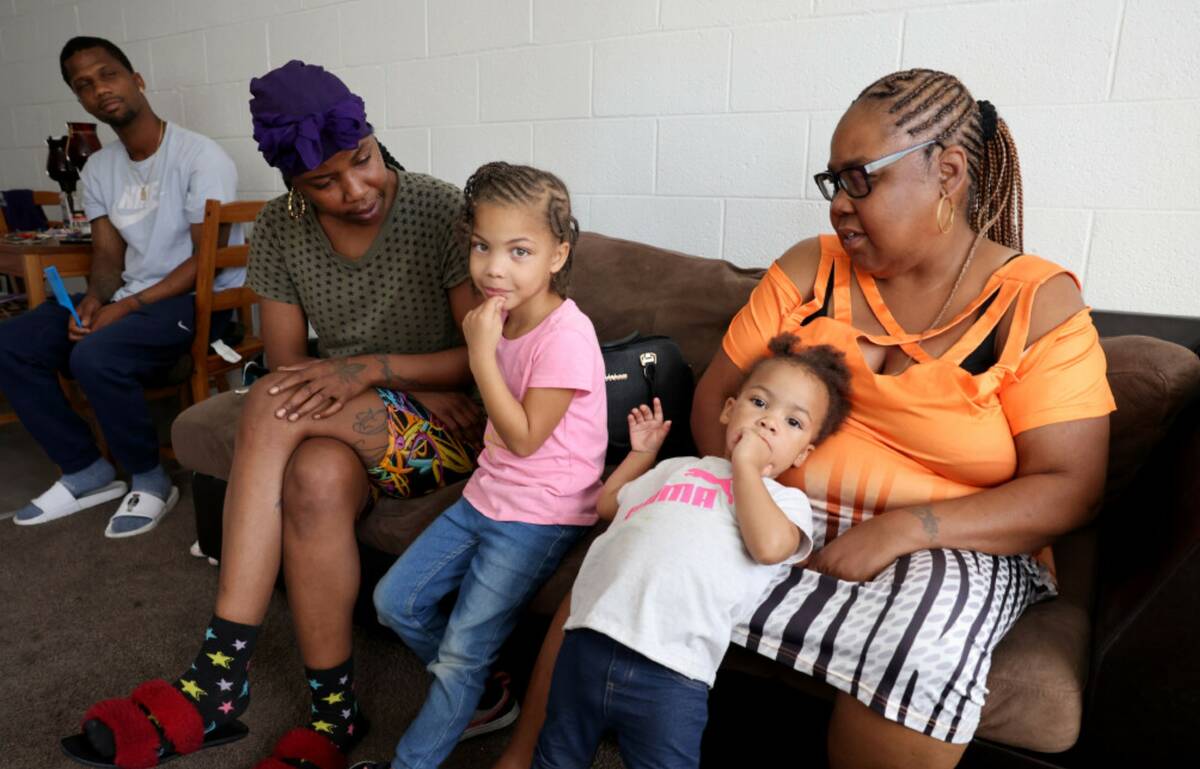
[910,505,940,543]
[373,354,421,391]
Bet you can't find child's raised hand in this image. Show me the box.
[628,397,671,455]
[731,427,774,477]
[463,294,505,353]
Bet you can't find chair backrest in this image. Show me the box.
[0,190,63,234]
[190,198,267,402]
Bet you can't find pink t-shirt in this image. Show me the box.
[463,299,607,526]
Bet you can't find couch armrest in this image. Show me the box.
[1084,399,1200,763]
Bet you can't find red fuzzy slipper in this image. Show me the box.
[252,716,371,769]
[60,679,247,768]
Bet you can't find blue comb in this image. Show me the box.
[44,265,83,327]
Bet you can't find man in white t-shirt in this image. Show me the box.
[0,37,240,537]
[532,338,852,769]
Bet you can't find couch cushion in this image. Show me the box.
[570,232,762,376]
[976,526,1096,752]
[1101,335,1200,495]
[172,390,244,480]
[355,481,466,555]
[978,595,1091,752]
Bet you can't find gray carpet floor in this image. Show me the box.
[0,422,627,769]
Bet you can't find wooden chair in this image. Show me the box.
[189,199,266,404]
[0,189,62,236]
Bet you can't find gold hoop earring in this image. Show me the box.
[936,192,955,234]
[287,187,307,220]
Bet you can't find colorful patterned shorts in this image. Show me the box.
[366,388,479,500]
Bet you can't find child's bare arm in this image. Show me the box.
[730,433,802,564]
[597,399,673,520]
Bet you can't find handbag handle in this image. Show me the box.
[600,330,640,351]
[601,330,659,392]
[639,351,657,388]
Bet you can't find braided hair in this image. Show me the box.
[461,161,579,296]
[855,69,1023,251]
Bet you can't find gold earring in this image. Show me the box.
[936,191,955,234]
[287,187,307,220]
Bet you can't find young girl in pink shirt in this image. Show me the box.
[363,162,607,769]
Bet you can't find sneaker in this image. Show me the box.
[460,672,521,741]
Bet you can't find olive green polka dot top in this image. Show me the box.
[247,167,469,360]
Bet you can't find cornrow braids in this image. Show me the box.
[746,333,852,446]
[461,161,579,296]
[856,69,1023,252]
[376,141,405,173]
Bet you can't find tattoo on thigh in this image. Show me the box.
[353,407,389,435]
[335,359,366,384]
[352,439,389,466]
[910,505,940,543]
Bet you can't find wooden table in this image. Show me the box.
[0,237,93,308]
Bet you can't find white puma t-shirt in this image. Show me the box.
[565,455,814,686]
[82,122,243,301]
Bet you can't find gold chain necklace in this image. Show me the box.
[892,231,983,375]
[128,119,166,202]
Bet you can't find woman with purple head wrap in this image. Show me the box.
[70,61,488,769]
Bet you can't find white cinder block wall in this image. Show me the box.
[1,0,1197,315]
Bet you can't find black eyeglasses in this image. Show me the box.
[813,139,942,201]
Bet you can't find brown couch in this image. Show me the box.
[172,232,1200,767]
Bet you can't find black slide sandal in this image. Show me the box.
[61,720,249,768]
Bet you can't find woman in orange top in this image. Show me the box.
[691,70,1115,767]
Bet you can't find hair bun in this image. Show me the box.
[978,99,998,141]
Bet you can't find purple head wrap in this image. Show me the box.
[249,60,372,178]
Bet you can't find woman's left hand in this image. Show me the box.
[802,513,915,583]
[268,356,373,420]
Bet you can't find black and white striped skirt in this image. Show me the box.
[731,547,1055,743]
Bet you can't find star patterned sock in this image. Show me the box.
[173,615,259,732]
[305,658,363,751]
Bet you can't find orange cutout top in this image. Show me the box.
[722,235,1116,566]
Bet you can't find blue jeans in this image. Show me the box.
[373,496,587,769]
[533,629,710,769]
[0,293,221,474]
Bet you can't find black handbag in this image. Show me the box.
[600,332,695,465]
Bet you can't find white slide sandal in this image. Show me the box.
[13,480,128,526]
[104,486,180,539]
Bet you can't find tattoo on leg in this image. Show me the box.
[353,407,389,435]
[351,439,389,466]
[910,505,940,543]
[334,359,366,384]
